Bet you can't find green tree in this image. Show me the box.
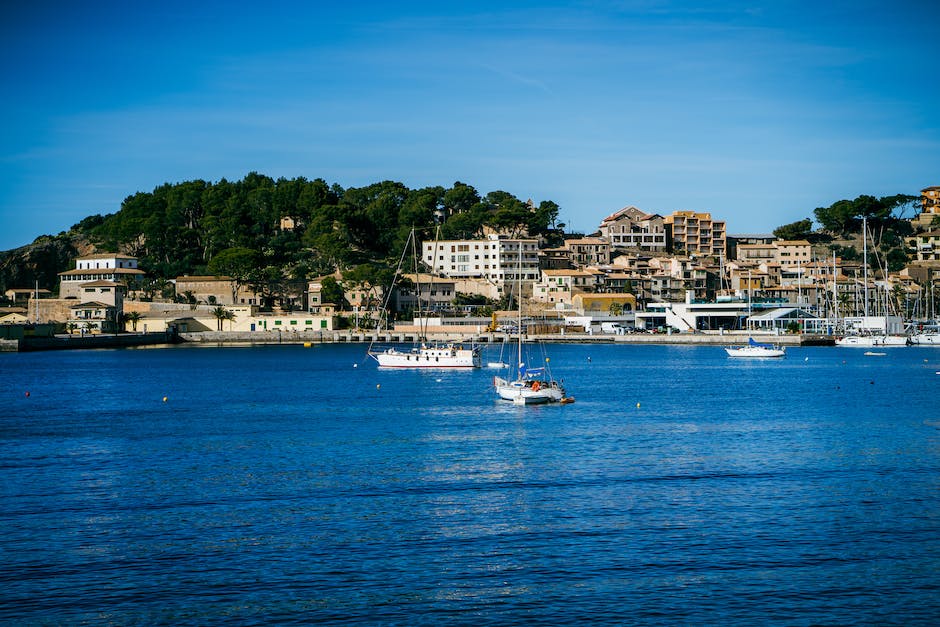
[208,247,260,304]
[773,218,814,241]
[320,276,347,309]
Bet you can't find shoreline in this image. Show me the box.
[2,330,835,352]
[178,330,830,347]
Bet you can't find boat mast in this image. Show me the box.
[832,251,838,331]
[863,216,869,318]
[517,241,523,376]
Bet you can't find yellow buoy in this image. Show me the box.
[376,384,381,390]
[636,402,641,408]
[163,396,168,403]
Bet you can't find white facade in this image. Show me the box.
[422,235,540,289]
[59,253,145,299]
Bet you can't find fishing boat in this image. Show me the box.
[494,245,571,405]
[724,337,786,358]
[368,229,481,369]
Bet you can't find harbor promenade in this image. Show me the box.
[177,329,831,346]
[1,329,833,351]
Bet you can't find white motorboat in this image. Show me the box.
[909,331,940,346]
[367,228,481,369]
[835,334,908,347]
[372,343,481,368]
[724,338,786,358]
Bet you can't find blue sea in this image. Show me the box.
[2,343,939,625]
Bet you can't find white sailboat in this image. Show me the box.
[368,229,481,369]
[494,244,571,405]
[724,337,786,358]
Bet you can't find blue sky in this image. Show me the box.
[2,1,938,250]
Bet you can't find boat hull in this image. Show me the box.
[835,335,908,347]
[371,345,481,368]
[909,333,940,345]
[725,346,786,358]
[494,377,565,404]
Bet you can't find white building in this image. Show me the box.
[422,235,540,292]
[58,253,145,299]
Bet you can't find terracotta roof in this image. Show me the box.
[542,269,596,277]
[6,287,52,293]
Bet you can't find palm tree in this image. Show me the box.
[211,306,229,331]
[222,308,236,331]
[124,311,142,332]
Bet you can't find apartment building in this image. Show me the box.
[664,211,727,257]
[564,237,611,267]
[598,206,667,251]
[421,235,540,289]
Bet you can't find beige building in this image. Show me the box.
[775,240,812,267]
[736,239,811,268]
[564,237,611,267]
[532,269,600,304]
[4,288,51,305]
[174,275,265,306]
[598,206,667,251]
[907,230,940,262]
[572,293,637,314]
[665,211,727,257]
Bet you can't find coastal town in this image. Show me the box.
[2,186,939,351]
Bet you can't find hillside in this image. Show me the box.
[0,173,564,295]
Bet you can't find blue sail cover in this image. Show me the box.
[523,367,544,379]
[748,337,773,349]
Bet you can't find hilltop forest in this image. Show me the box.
[0,173,925,301]
[0,173,564,297]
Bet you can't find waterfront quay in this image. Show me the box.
[0,329,830,352]
[177,329,829,347]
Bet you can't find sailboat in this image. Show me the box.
[368,229,482,368]
[910,272,940,346]
[493,244,571,405]
[835,216,908,347]
[724,337,786,358]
